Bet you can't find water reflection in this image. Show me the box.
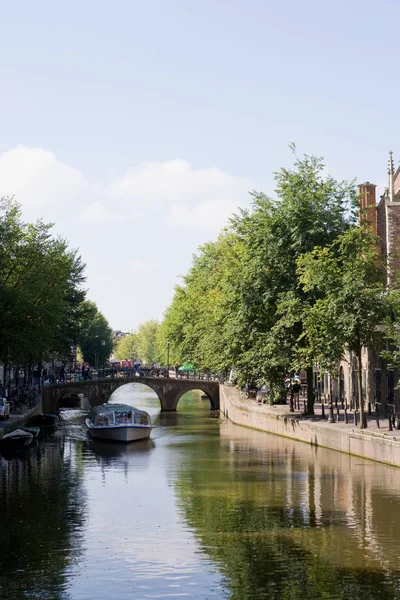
[85,438,155,468]
[174,420,400,600]
[0,436,86,600]
[2,387,400,599]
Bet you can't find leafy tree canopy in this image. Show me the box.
[297,226,391,426]
[114,333,138,362]
[0,197,87,367]
[76,301,114,368]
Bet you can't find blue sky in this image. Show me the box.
[0,0,398,330]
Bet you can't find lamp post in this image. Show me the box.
[101,340,105,378]
[166,338,171,378]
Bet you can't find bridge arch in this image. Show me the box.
[172,385,218,411]
[42,376,219,414]
[108,380,165,409]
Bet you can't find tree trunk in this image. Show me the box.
[306,366,314,415]
[7,365,11,399]
[356,348,366,429]
[16,363,20,402]
[289,388,294,412]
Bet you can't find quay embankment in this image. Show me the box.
[220,384,400,467]
[0,402,42,439]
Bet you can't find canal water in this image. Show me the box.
[1,385,400,600]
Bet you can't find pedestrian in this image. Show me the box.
[59,364,65,382]
[292,379,301,409]
[38,364,44,389]
[134,359,141,376]
[82,363,88,380]
[174,362,180,379]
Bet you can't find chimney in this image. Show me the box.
[358,182,377,235]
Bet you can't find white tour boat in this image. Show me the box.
[86,404,153,442]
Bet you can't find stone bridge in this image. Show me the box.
[42,376,220,413]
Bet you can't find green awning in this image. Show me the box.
[180,362,196,371]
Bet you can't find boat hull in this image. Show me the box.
[86,420,152,442]
[1,429,33,449]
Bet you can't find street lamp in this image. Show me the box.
[166,339,171,378]
[101,340,105,378]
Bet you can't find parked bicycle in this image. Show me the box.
[149,367,168,378]
[9,385,38,412]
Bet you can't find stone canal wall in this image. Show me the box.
[220,385,400,467]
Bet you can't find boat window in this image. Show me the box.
[115,411,132,425]
[134,412,149,425]
[95,412,114,426]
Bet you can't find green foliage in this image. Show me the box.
[297,226,390,425]
[298,227,388,360]
[77,301,114,367]
[158,232,245,372]
[135,319,160,364]
[0,197,87,366]
[158,150,356,407]
[114,333,138,361]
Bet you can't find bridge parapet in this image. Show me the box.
[42,376,220,414]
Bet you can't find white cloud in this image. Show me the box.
[165,197,240,232]
[129,259,159,273]
[0,145,89,210]
[78,201,124,224]
[0,145,253,329]
[0,147,251,233]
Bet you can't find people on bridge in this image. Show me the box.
[82,363,90,380]
[134,359,141,376]
[174,362,180,379]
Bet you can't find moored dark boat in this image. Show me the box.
[1,429,33,449]
[22,426,40,438]
[27,413,59,428]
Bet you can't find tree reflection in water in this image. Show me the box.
[0,437,87,600]
[173,421,400,600]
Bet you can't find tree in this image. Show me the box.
[227,149,356,410]
[297,226,390,428]
[157,149,356,406]
[157,232,245,374]
[0,197,87,376]
[77,301,114,368]
[135,320,160,365]
[114,333,138,361]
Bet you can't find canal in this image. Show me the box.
[1,384,400,599]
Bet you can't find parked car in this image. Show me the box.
[0,399,10,420]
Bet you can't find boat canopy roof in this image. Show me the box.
[91,404,150,416]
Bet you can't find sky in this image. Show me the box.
[0,0,399,331]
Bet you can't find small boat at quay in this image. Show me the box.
[86,404,153,443]
[22,426,40,438]
[1,429,33,449]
